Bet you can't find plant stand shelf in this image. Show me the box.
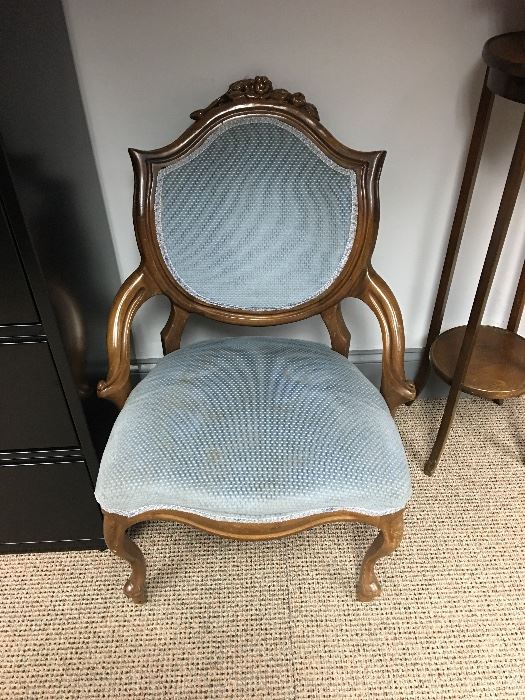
[413,31,525,475]
[430,325,525,400]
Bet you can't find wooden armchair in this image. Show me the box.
[96,77,415,603]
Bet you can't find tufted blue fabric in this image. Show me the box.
[155,117,357,310]
[96,337,411,522]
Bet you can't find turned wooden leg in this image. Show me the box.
[356,510,404,602]
[413,73,494,400]
[424,111,525,476]
[103,511,147,603]
[494,259,525,409]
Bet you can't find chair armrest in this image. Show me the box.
[97,267,157,409]
[357,268,416,414]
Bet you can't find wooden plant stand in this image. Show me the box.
[414,31,525,475]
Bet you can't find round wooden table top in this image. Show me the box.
[483,31,525,78]
[483,31,525,103]
[430,325,525,400]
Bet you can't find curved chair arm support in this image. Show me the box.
[357,268,415,414]
[97,267,158,409]
[321,302,351,357]
[161,303,190,355]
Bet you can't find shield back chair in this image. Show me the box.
[96,76,415,604]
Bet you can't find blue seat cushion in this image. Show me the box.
[95,337,411,522]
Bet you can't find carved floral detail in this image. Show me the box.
[190,76,320,121]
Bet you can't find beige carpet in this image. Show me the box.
[1,397,524,699]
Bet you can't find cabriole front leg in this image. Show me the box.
[103,512,147,603]
[356,510,404,602]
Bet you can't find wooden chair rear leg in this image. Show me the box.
[356,510,404,602]
[103,512,147,603]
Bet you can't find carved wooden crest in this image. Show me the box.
[190,76,320,121]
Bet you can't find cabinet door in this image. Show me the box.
[0,342,78,450]
[0,202,39,324]
[0,460,103,548]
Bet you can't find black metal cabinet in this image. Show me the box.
[0,203,38,324]
[0,147,106,553]
[0,1,121,553]
[0,342,79,451]
[0,459,102,552]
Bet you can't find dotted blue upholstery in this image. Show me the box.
[96,338,411,522]
[155,117,357,310]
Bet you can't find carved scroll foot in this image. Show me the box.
[356,510,404,602]
[124,573,147,604]
[103,512,147,604]
[382,379,416,417]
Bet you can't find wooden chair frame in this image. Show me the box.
[97,77,415,603]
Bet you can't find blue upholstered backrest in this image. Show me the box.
[155,116,357,310]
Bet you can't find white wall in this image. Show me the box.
[63,0,525,360]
